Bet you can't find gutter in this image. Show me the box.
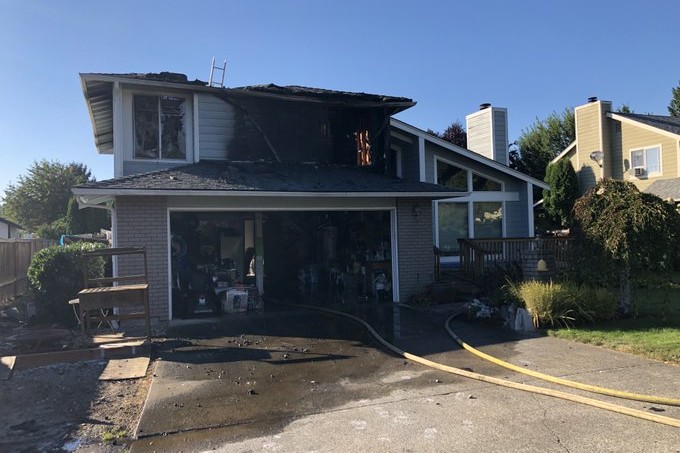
[72,188,470,200]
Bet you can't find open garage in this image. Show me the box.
[170,209,395,319]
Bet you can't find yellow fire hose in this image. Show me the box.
[444,313,680,407]
[272,301,680,428]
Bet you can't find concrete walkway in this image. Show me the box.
[130,305,680,452]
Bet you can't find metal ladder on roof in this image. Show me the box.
[208,58,227,88]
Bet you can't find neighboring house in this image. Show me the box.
[551,97,680,200]
[0,217,22,239]
[73,72,545,330]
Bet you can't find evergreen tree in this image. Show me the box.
[668,81,680,117]
[510,109,575,182]
[543,159,579,227]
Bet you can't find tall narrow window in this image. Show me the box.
[438,202,468,252]
[645,146,661,174]
[134,94,187,159]
[473,202,502,238]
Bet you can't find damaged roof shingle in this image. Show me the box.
[75,161,460,197]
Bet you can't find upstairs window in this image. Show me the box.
[134,94,187,160]
[437,160,467,191]
[630,146,661,176]
[472,173,502,191]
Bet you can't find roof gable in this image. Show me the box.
[390,118,549,189]
[0,217,22,229]
[608,112,680,139]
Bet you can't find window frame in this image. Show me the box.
[629,145,662,177]
[435,157,468,191]
[131,92,191,162]
[434,156,504,192]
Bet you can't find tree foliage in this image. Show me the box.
[3,160,93,231]
[66,196,110,235]
[510,109,575,182]
[573,179,680,313]
[668,80,680,117]
[427,120,467,148]
[543,159,579,227]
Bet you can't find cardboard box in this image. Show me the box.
[222,289,248,313]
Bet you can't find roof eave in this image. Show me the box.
[79,73,415,111]
[607,112,680,140]
[72,187,467,199]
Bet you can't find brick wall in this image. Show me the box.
[115,196,169,332]
[396,198,434,301]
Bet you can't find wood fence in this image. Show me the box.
[458,237,575,282]
[0,239,56,304]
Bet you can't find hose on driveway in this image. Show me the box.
[444,313,680,407]
[270,300,680,429]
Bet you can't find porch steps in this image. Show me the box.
[437,270,480,301]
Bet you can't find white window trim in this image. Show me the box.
[630,144,662,177]
[123,90,194,164]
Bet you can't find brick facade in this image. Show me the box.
[115,196,169,332]
[112,195,434,326]
[396,198,434,301]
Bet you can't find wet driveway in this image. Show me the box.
[129,302,680,453]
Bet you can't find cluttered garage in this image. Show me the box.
[170,210,394,318]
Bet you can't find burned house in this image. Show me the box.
[73,72,544,331]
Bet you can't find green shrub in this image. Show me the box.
[27,242,107,327]
[580,286,617,321]
[34,217,70,240]
[507,280,617,328]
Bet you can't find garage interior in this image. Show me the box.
[170,210,393,319]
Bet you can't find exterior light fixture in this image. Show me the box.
[536,259,548,272]
[412,204,421,218]
[589,150,604,168]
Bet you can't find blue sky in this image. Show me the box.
[1,0,679,199]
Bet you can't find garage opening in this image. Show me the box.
[170,210,393,319]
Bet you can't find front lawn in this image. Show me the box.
[548,272,680,364]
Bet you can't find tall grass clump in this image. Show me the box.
[507,280,616,328]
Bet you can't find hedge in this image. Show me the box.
[27,242,107,327]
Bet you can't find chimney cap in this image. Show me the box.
[587,96,598,103]
[479,103,491,110]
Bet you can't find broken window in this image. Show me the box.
[356,120,371,166]
[134,94,187,159]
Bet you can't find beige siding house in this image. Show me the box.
[552,98,680,201]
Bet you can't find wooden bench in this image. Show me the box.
[76,247,151,339]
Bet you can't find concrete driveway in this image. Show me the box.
[130,304,680,453]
